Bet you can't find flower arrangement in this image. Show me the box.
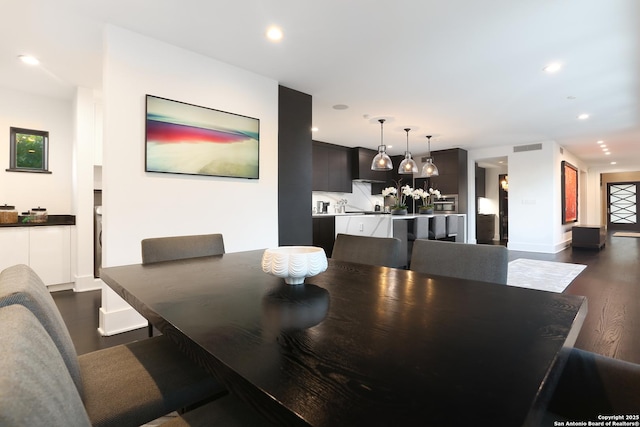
[413,186,441,210]
[382,179,418,211]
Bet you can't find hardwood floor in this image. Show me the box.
[53,232,640,364]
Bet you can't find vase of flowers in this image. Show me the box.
[382,180,415,215]
[413,187,441,214]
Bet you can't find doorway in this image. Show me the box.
[498,174,508,243]
[607,182,639,231]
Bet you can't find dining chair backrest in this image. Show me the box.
[141,233,225,264]
[412,217,430,240]
[430,215,447,240]
[446,215,458,238]
[546,348,640,420]
[332,233,404,268]
[410,239,509,284]
[0,264,84,394]
[0,304,91,427]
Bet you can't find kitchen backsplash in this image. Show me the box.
[312,181,384,213]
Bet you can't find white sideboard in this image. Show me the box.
[0,226,72,286]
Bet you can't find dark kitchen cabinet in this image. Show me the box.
[475,164,486,198]
[415,148,468,214]
[351,147,388,184]
[313,216,335,257]
[313,141,352,193]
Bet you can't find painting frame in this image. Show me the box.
[7,126,50,173]
[561,160,578,224]
[145,95,260,179]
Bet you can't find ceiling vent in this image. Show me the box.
[513,143,542,153]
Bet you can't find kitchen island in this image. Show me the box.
[334,213,466,267]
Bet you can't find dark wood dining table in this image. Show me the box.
[101,249,587,427]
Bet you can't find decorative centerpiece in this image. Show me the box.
[261,246,328,285]
[382,179,417,215]
[414,186,441,214]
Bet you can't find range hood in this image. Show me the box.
[351,147,388,183]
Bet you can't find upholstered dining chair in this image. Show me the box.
[331,233,404,268]
[141,233,225,264]
[545,348,640,422]
[0,264,225,427]
[141,233,225,336]
[0,303,276,427]
[410,239,509,284]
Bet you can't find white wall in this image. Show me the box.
[102,26,279,267]
[0,86,73,214]
[99,27,279,334]
[469,141,591,253]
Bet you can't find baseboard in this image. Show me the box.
[98,306,148,336]
[73,274,102,292]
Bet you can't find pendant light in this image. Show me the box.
[421,135,439,177]
[398,128,418,174]
[371,119,393,171]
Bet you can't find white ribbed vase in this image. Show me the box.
[261,246,328,285]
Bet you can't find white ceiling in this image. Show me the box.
[2,0,639,168]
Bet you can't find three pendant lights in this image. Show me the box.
[370,119,439,177]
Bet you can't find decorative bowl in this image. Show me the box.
[261,246,328,285]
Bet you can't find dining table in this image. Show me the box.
[101,249,587,427]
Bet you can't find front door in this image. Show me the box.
[607,182,640,231]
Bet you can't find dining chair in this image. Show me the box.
[410,239,509,284]
[332,233,404,268]
[141,233,225,264]
[141,233,225,336]
[0,264,225,427]
[0,303,276,427]
[545,348,640,421]
[430,215,447,240]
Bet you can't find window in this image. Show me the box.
[7,127,50,173]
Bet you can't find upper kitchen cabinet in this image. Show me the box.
[351,147,388,184]
[312,141,352,193]
[424,148,468,196]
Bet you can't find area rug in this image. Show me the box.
[613,231,640,238]
[507,259,587,293]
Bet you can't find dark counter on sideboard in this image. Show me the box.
[0,215,76,227]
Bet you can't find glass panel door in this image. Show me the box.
[608,183,638,231]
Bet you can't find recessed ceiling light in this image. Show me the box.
[18,55,39,66]
[332,104,349,110]
[311,127,319,132]
[266,26,283,41]
[597,140,604,144]
[602,148,609,152]
[543,62,562,73]
[611,162,617,165]
[605,152,611,155]
[600,144,607,148]
[578,113,590,120]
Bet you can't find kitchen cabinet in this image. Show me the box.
[313,141,352,192]
[416,148,468,213]
[313,216,336,257]
[475,164,486,198]
[0,226,72,286]
[351,147,388,184]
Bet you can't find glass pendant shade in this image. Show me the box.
[399,128,418,174]
[371,119,393,171]
[421,158,439,177]
[421,135,439,177]
[372,150,393,170]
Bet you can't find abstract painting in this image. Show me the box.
[145,95,259,179]
[561,161,578,224]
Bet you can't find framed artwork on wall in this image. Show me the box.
[561,160,578,224]
[7,127,50,173]
[145,95,260,179]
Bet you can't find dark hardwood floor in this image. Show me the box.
[53,231,639,364]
